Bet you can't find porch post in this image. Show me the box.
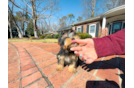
[102,16,106,30]
[101,16,107,37]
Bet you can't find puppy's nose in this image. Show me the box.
[72,38,75,40]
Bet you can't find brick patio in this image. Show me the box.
[8,42,125,88]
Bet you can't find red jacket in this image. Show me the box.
[93,29,125,58]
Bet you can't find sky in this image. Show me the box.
[54,0,82,21]
[9,0,106,30]
[45,0,104,24]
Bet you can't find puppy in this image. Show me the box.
[56,52,78,73]
[57,29,80,73]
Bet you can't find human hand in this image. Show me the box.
[70,38,98,64]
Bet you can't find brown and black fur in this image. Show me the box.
[57,29,80,73]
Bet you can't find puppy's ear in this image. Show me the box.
[61,31,64,35]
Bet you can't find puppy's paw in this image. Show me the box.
[68,66,76,73]
[56,65,63,71]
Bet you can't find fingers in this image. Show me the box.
[74,51,84,56]
[72,39,88,44]
[80,55,88,61]
[76,52,95,64]
[85,58,94,64]
[71,47,82,51]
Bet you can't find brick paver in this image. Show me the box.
[8,42,125,88]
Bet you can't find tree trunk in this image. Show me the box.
[17,28,23,38]
[14,21,23,38]
[33,19,38,38]
[91,11,94,17]
[8,21,13,38]
[21,21,25,36]
[8,6,23,38]
[31,0,38,38]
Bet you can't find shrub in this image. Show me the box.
[15,37,19,39]
[46,34,61,39]
[77,32,92,39]
[57,34,61,38]
[29,36,35,39]
[54,34,61,38]
[39,35,46,39]
[52,35,56,38]
[46,35,52,38]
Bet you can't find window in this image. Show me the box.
[77,26,81,32]
[78,28,81,32]
[109,25,111,34]
[123,22,125,29]
[90,25,95,33]
[112,22,122,33]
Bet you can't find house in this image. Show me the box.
[57,26,72,34]
[43,31,58,35]
[58,5,125,38]
[72,5,125,37]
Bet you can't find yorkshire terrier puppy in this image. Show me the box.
[56,29,80,73]
[56,52,78,73]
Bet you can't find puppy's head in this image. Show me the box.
[63,37,79,52]
[68,29,77,37]
[58,30,68,45]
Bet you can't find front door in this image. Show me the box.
[108,21,125,35]
[89,24,96,37]
[112,22,122,33]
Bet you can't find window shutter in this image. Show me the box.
[81,26,83,33]
[75,27,77,31]
[95,22,99,37]
[87,25,89,33]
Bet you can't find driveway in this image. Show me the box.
[8,42,125,88]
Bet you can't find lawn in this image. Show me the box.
[8,38,58,43]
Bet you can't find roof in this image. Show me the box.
[57,25,72,31]
[43,32,53,34]
[72,5,125,26]
[71,15,101,26]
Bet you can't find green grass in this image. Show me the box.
[8,38,58,43]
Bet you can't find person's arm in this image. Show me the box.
[93,28,125,58]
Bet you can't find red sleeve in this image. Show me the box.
[93,29,125,58]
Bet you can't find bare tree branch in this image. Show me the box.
[21,0,32,9]
[39,0,59,15]
[9,0,32,15]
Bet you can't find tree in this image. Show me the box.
[102,0,125,11]
[12,28,18,38]
[77,16,83,22]
[9,0,60,38]
[14,7,29,36]
[8,12,13,38]
[8,5,23,38]
[68,14,75,25]
[80,0,98,19]
[58,16,69,30]
[8,0,15,39]
[25,19,34,36]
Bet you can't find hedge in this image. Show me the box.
[77,32,92,39]
[39,33,92,39]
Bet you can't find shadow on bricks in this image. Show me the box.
[78,57,125,88]
[86,79,120,88]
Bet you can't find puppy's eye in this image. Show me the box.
[72,38,75,40]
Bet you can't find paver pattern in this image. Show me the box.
[8,42,125,88]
